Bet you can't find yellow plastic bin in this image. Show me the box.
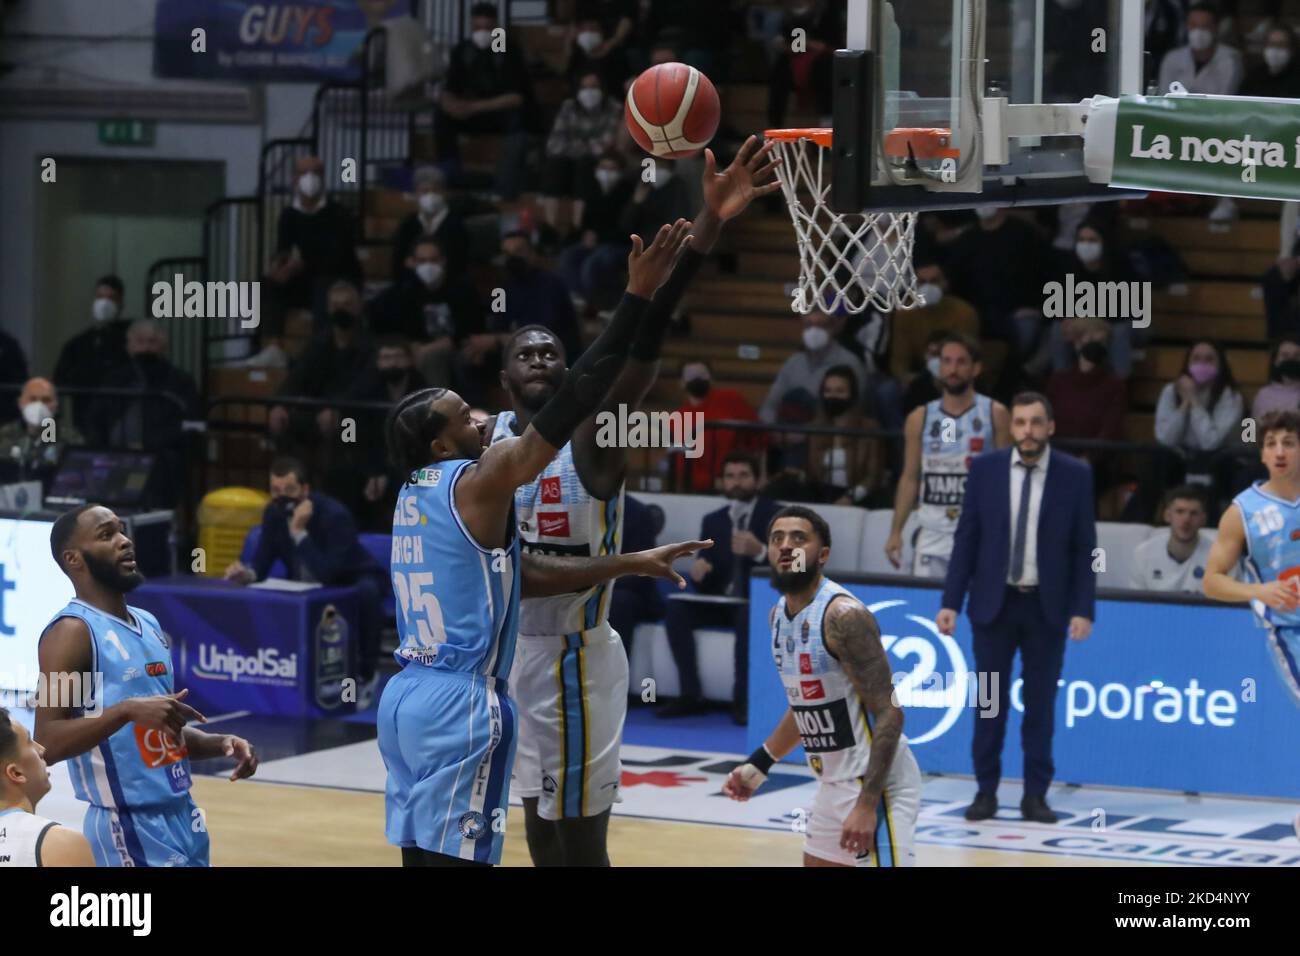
[197,487,270,578]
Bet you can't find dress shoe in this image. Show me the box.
[1021,794,1059,823]
[654,696,708,718]
[964,791,998,821]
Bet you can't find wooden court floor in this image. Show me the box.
[193,778,1143,867]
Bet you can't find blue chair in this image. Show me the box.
[359,533,396,620]
[238,525,288,579]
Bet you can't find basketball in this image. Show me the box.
[624,62,721,159]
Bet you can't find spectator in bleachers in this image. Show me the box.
[0,329,28,426]
[487,231,582,360]
[567,0,638,89]
[0,378,83,490]
[1240,25,1300,97]
[268,156,363,315]
[759,313,867,425]
[642,0,734,77]
[1046,219,1139,379]
[617,159,693,254]
[1045,318,1127,493]
[607,493,667,671]
[1145,0,1190,87]
[672,359,762,493]
[53,275,131,436]
[1155,339,1243,457]
[1253,336,1300,419]
[766,0,842,129]
[434,2,534,200]
[559,152,636,311]
[901,329,946,416]
[890,260,980,387]
[659,449,779,723]
[223,456,385,703]
[390,166,469,279]
[804,365,882,506]
[367,236,484,388]
[541,70,624,236]
[1131,485,1217,591]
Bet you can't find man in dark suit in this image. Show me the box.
[659,450,780,724]
[223,456,386,703]
[936,391,1096,823]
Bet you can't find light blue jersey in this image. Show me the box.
[1233,481,1300,702]
[389,460,520,678]
[41,599,208,867]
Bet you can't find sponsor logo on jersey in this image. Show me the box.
[791,699,854,752]
[922,472,967,506]
[537,512,571,537]
[121,667,141,682]
[799,653,812,675]
[135,725,188,769]
[459,811,488,840]
[970,436,985,453]
[800,679,825,700]
[145,661,167,677]
[801,619,810,644]
[541,476,562,503]
[808,755,823,775]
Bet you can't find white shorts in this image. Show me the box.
[912,527,953,579]
[509,623,628,821]
[805,745,922,867]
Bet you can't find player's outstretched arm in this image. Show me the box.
[39,826,95,867]
[520,538,714,597]
[1204,504,1291,608]
[182,726,259,780]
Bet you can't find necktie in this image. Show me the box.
[1010,461,1036,584]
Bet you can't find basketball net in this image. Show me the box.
[765,129,922,314]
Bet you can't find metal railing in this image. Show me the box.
[202,197,261,371]
[143,256,206,388]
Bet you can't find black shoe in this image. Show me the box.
[964,791,998,821]
[654,696,708,718]
[1020,794,1059,824]
[730,701,748,725]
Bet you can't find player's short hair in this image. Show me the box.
[50,504,96,570]
[1188,1,1220,22]
[939,331,981,364]
[767,505,832,550]
[470,2,498,21]
[721,448,760,478]
[504,324,565,360]
[0,706,16,764]
[1258,408,1300,442]
[1011,390,1054,421]
[386,387,451,475]
[1163,484,1208,513]
[820,364,860,400]
[269,456,310,485]
[95,274,125,297]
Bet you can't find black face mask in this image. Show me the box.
[685,379,711,399]
[1277,359,1300,380]
[379,366,409,384]
[1079,342,1109,365]
[504,256,531,280]
[330,310,357,330]
[822,397,853,418]
[272,495,299,517]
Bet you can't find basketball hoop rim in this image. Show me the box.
[763,128,833,148]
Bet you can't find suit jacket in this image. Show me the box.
[697,496,781,599]
[942,447,1096,633]
[252,491,381,586]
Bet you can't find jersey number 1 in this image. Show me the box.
[392,571,448,649]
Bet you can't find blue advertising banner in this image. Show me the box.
[748,576,1300,800]
[154,0,409,82]
[131,578,357,719]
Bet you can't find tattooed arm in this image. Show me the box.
[822,596,903,811]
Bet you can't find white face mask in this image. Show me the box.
[918,282,944,306]
[576,30,602,54]
[92,297,119,322]
[1188,28,1215,52]
[298,172,322,198]
[1075,240,1103,264]
[802,325,831,351]
[926,356,942,379]
[471,29,493,50]
[415,262,444,287]
[974,205,999,221]
[22,401,50,428]
[595,168,621,192]
[1265,47,1292,73]
[577,88,604,111]
[418,191,445,216]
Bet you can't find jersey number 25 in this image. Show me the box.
[392,571,448,648]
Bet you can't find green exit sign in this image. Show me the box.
[98,119,155,146]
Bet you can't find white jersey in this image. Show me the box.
[0,808,59,867]
[915,393,995,537]
[770,576,911,783]
[1131,530,1218,592]
[490,411,624,637]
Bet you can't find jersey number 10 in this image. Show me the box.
[392,571,448,649]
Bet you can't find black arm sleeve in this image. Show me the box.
[531,291,650,448]
[630,246,706,362]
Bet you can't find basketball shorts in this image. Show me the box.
[1267,625,1300,706]
[912,527,954,579]
[83,796,210,867]
[804,744,922,867]
[378,664,517,865]
[510,622,628,821]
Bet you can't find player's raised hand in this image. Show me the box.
[1257,579,1300,612]
[222,735,259,781]
[722,762,767,801]
[630,538,714,588]
[626,218,693,297]
[702,135,783,222]
[124,689,207,739]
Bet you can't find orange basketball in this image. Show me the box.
[624,62,721,159]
